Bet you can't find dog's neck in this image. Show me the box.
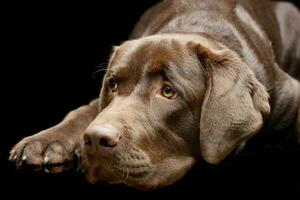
[266,76,300,132]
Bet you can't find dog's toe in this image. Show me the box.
[9,133,79,173]
[9,136,48,169]
[20,141,44,167]
[8,150,17,162]
[44,142,69,163]
[9,138,42,168]
[42,142,75,173]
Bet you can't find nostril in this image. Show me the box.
[83,134,92,146]
[85,124,121,148]
[99,138,116,147]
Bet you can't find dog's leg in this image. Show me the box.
[9,99,99,173]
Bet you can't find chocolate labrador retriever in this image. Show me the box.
[9,0,300,189]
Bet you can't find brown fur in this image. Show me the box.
[9,0,300,189]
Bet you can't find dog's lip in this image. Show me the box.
[84,167,99,184]
[83,161,152,184]
[83,160,166,190]
[118,166,151,178]
[128,170,150,178]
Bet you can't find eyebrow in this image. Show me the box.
[144,60,168,75]
[108,65,132,79]
[108,64,145,87]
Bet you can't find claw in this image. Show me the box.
[16,159,23,168]
[44,156,49,165]
[22,155,27,161]
[44,167,50,173]
[10,149,15,155]
[8,149,16,160]
[8,154,15,161]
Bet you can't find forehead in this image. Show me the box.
[108,36,194,74]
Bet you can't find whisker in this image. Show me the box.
[94,68,108,73]
[123,167,130,183]
[93,63,107,69]
[92,68,108,80]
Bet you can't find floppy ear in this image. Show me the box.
[191,43,270,164]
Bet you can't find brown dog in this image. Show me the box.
[9,0,300,189]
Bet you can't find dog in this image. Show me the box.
[9,0,300,190]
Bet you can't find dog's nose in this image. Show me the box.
[83,124,121,148]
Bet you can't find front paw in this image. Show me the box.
[9,128,81,173]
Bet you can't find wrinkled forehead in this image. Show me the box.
[108,36,189,74]
[107,34,222,75]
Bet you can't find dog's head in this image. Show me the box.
[81,33,270,189]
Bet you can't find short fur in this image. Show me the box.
[9,0,300,189]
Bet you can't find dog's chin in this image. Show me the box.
[81,153,155,188]
[83,166,169,190]
[82,156,196,190]
[83,164,156,189]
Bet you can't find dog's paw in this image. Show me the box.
[9,128,81,173]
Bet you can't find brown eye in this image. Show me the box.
[161,84,176,99]
[108,77,117,92]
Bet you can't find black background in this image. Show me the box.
[2,0,300,198]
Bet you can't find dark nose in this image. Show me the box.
[83,124,121,148]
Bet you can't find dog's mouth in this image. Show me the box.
[82,160,153,188]
[92,163,152,182]
[79,143,197,190]
[80,146,154,187]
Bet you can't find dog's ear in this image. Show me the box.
[189,42,270,164]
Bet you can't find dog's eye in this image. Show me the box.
[161,84,176,99]
[108,77,118,92]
